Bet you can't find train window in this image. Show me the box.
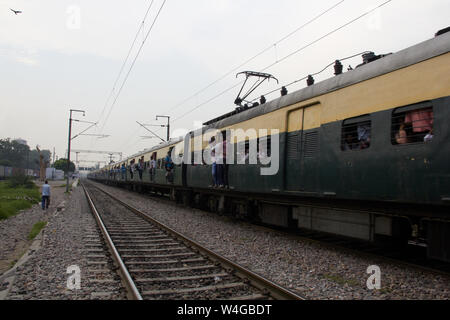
[341,115,371,151]
[237,141,250,164]
[391,102,433,145]
[258,136,271,162]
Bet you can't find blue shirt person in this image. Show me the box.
[41,180,51,210]
[164,152,174,183]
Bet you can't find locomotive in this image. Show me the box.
[90,29,450,262]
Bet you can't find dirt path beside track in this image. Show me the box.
[0,180,68,275]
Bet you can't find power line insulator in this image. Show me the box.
[334,60,343,75]
[260,95,266,104]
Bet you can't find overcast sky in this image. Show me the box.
[0,0,449,166]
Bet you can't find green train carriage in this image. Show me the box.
[184,30,450,260]
[90,30,450,261]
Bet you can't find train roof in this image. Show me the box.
[123,137,183,161]
[94,30,449,172]
[193,31,450,135]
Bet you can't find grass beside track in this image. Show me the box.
[0,180,40,220]
[28,221,47,240]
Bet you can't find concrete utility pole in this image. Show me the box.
[67,109,85,192]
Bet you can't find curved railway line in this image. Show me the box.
[81,181,304,300]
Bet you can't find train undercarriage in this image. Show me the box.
[92,178,450,263]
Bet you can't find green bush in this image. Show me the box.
[7,174,35,189]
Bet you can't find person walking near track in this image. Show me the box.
[41,180,51,210]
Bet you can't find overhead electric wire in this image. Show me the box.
[88,0,155,152]
[117,0,347,153]
[96,0,155,127]
[260,0,393,72]
[166,0,393,126]
[164,0,346,116]
[99,0,167,134]
[172,82,244,123]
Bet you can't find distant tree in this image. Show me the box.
[0,138,51,169]
[53,158,75,173]
[0,138,30,168]
[29,149,51,170]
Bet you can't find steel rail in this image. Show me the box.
[82,183,143,300]
[88,178,450,278]
[86,181,305,300]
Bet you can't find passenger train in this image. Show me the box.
[89,29,450,262]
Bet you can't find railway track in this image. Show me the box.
[96,180,450,277]
[81,181,304,300]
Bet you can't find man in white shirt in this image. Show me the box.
[150,154,157,182]
[41,180,51,210]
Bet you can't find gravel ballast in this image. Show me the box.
[1,182,126,300]
[92,181,450,300]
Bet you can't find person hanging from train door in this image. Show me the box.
[221,131,229,188]
[150,152,157,182]
[165,149,174,183]
[41,180,50,210]
[129,160,134,180]
[214,133,224,188]
[209,136,218,187]
[138,157,144,180]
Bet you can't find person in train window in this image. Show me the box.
[343,134,357,151]
[164,151,174,183]
[424,129,434,142]
[357,124,371,149]
[405,108,433,133]
[395,122,408,144]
